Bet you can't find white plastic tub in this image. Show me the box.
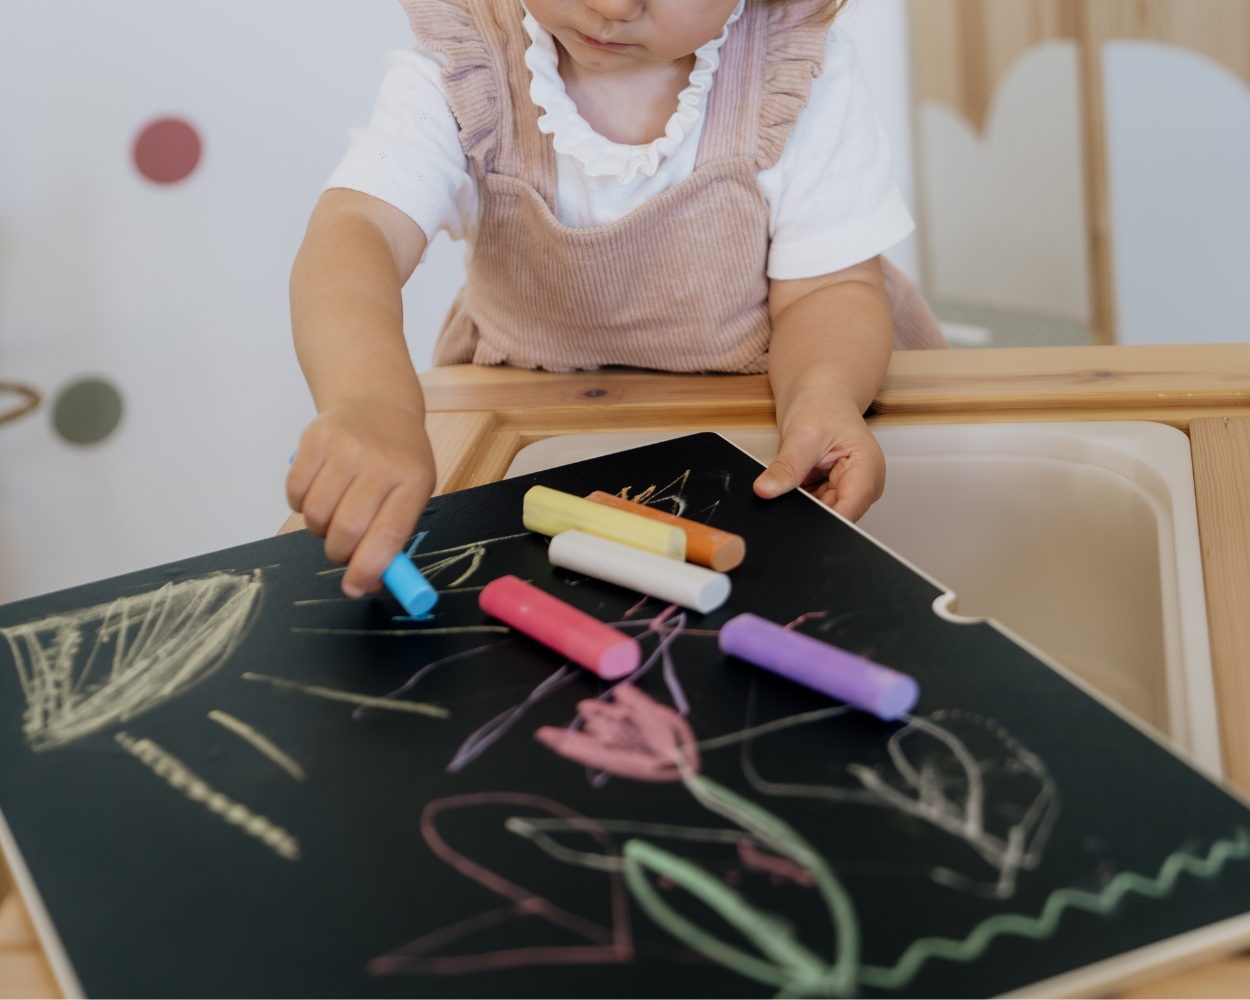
[505,423,1220,776]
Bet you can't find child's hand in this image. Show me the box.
[752,386,885,522]
[286,400,436,598]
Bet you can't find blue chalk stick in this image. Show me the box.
[382,554,439,617]
[288,449,436,616]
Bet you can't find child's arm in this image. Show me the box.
[754,256,893,521]
[287,189,436,597]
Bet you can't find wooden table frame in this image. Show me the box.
[6,344,1250,998]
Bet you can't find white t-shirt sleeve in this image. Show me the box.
[760,28,915,280]
[324,44,479,245]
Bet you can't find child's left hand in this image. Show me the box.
[754,257,893,522]
[752,385,885,522]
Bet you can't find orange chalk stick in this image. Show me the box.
[584,491,746,572]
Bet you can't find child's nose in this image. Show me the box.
[583,0,645,23]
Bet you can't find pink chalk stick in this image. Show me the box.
[718,613,919,721]
[480,575,640,680]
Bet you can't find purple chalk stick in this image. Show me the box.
[718,613,919,721]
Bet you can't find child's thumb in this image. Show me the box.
[754,432,823,499]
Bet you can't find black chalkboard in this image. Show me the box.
[2,433,1249,998]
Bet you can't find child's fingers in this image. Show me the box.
[342,482,429,598]
[298,453,359,538]
[323,470,395,565]
[823,445,886,523]
[823,464,874,522]
[285,435,328,513]
[754,422,831,499]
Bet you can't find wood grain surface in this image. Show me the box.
[873,344,1250,416]
[0,890,58,999]
[419,364,776,431]
[418,347,1250,427]
[1191,418,1250,793]
[1120,953,1250,999]
[424,410,497,493]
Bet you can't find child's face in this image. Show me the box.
[524,0,741,69]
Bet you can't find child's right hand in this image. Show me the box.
[286,399,436,599]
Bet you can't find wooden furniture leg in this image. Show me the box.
[1191,417,1250,793]
[0,882,59,999]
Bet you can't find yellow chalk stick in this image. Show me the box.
[523,486,686,561]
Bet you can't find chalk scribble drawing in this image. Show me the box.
[739,703,1058,899]
[314,532,529,588]
[848,710,1058,899]
[242,672,449,719]
[5,570,264,750]
[366,632,1249,995]
[115,731,300,861]
[618,469,693,515]
[527,688,1247,995]
[207,709,306,781]
[368,606,694,778]
[291,625,508,637]
[371,792,634,976]
[28,525,1212,992]
[614,468,733,526]
[301,530,528,637]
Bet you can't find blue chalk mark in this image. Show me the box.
[405,531,428,558]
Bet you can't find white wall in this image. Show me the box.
[0,1,465,602]
[1104,41,1250,345]
[918,41,1091,321]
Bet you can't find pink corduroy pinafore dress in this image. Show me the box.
[400,0,945,372]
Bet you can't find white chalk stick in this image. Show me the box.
[548,530,731,614]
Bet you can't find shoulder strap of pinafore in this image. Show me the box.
[399,0,558,210]
[696,0,831,170]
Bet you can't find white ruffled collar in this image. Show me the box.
[522,0,744,184]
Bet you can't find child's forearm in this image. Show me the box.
[754,257,893,518]
[287,190,439,595]
[766,256,893,419]
[290,189,429,416]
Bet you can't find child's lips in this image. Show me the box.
[573,29,631,51]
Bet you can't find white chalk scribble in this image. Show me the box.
[115,731,300,861]
[5,570,264,751]
[242,672,449,719]
[742,706,1057,899]
[207,709,306,781]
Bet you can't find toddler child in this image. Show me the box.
[286,0,945,598]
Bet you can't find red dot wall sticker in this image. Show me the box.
[132,118,201,184]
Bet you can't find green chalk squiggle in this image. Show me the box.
[858,829,1250,991]
[625,814,1250,996]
